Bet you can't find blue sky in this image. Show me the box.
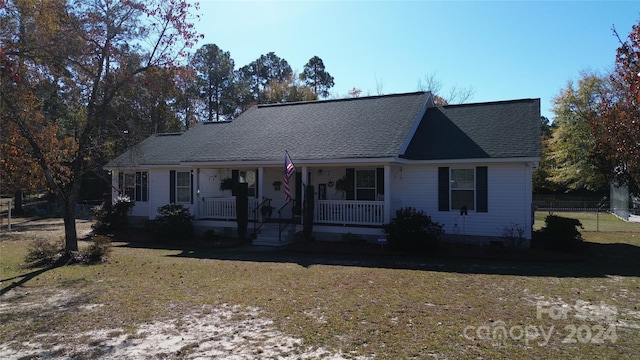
[193,1,640,120]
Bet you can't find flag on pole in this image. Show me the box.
[283,152,295,202]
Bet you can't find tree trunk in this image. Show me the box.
[58,181,80,253]
[62,199,78,252]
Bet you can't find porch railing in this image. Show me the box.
[315,200,384,226]
[199,197,260,220]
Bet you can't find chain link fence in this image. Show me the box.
[534,207,640,232]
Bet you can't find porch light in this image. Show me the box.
[273,181,282,191]
[327,181,334,188]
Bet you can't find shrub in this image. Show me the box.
[147,203,194,242]
[92,196,135,234]
[24,238,64,268]
[81,235,112,263]
[538,215,584,251]
[383,207,444,251]
[501,223,526,248]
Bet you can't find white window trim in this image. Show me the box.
[176,171,191,203]
[450,168,475,211]
[120,171,148,202]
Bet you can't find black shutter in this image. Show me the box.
[135,172,142,202]
[294,171,301,214]
[345,168,355,200]
[438,167,449,211]
[169,170,176,203]
[231,170,239,196]
[376,167,384,197]
[190,171,194,204]
[476,166,488,212]
[141,172,148,202]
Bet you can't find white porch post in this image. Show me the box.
[195,168,201,218]
[111,170,119,202]
[301,166,308,223]
[384,165,391,224]
[258,167,265,200]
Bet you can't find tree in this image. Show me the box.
[262,73,317,104]
[0,0,200,252]
[532,116,559,192]
[173,65,201,129]
[300,56,334,98]
[347,87,362,98]
[590,24,640,196]
[105,66,185,159]
[0,119,47,214]
[237,52,292,104]
[192,43,235,122]
[417,73,475,105]
[548,71,610,191]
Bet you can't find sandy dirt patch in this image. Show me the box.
[0,287,370,359]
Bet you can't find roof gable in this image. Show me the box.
[402,99,541,160]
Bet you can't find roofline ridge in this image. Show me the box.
[256,91,431,108]
[155,132,184,137]
[440,98,540,108]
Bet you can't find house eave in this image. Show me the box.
[106,156,541,171]
[394,156,541,165]
[180,157,401,168]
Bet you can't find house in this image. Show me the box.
[104,92,541,246]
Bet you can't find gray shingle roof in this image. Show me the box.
[105,93,541,169]
[402,99,541,160]
[107,92,430,167]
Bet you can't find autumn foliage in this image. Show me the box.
[1,0,201,251]
[590,23,640,196]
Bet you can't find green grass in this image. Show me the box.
[535,210,640,233]
[1,220,639,359]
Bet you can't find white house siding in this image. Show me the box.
[147,169,169,218]
[197,168,224,202]
[145,168,196,219]
[391,162,533,241]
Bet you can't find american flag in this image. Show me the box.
[283,153,295,202]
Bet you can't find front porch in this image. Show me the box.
[198,197,386,226]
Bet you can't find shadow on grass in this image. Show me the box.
[0,256,70,297]
[3,217,93,234]
[118,238,640,278]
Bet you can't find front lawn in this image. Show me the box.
[1,219,639,359]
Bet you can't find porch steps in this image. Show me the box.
[252,223,295,247]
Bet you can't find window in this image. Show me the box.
[451,168,475,210]
[176,171,191,203]
[439,166,487,212]
[119,171,148,202]
[355,169,376,201]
